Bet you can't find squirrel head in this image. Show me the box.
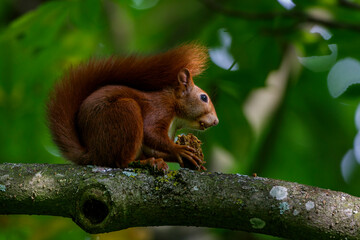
[175,68,218,130]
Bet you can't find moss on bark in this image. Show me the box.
[0,163,360,239]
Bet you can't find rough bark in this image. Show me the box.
[0,163,359,239]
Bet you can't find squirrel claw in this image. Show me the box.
[138,158,169,173]
[199,165,207,171]
[174,145,204,169]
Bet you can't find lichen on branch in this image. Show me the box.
[0,163,360,239]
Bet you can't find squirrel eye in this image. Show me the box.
[200,94,208,103]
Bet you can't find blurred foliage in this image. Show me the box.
[1,0,360,239]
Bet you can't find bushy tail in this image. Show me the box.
[47,43,208,163]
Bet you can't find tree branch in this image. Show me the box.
[200,0,360,32]
[339,0,360,11]
[0,163,360,239]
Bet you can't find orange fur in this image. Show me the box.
[47,43,217,170]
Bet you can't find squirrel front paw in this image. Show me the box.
[173,145,204,170]
[175,134,206,171]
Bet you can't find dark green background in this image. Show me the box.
[1,0,360,239]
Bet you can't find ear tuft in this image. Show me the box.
[178,68,191,85]
[177,68,193,96]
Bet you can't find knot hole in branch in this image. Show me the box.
[82,198,109,224]
[75,185,112,232]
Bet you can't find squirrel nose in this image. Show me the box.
[213,118,219,126]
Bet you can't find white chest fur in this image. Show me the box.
[138,117,193,160]
[168,117,191,140]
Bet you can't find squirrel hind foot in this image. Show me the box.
[136,158,169,173]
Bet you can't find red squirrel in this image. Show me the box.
[47,44,218,171]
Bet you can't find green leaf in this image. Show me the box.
[341,149,360,184]
[298,44,337,72]
[327,58,360,98]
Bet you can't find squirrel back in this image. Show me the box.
[47,43,209,162]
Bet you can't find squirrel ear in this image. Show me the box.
[177,68,193,96]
